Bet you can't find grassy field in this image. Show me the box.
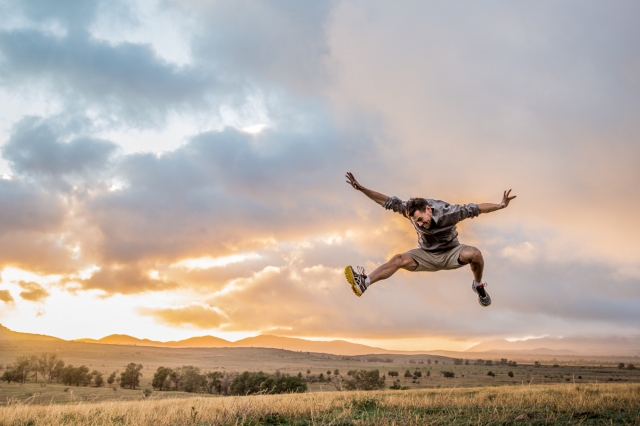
[1,382,639,425]
[2,340,640,406]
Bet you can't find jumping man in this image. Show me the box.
[344,172,516,307]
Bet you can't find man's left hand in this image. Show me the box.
[500,189,517,209]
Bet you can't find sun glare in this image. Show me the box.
[241,123,267,134]
[172,253,261,270]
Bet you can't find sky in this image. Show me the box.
[0,0,639,352]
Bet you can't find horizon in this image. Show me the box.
[1,0,639,352]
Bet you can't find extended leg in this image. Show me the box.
[459,246,491,307]
[458,246,484,282]
[369,253,418,285]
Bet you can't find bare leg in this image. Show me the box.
[458,246,484,282]
[369,253,418,285]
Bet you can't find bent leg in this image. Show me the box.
[369,253,418,285]
[458,246,484,282]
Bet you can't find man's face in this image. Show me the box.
[411,206,433,228]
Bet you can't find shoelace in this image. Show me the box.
[356,266,366,277]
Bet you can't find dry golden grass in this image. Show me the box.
[1,382,639,425]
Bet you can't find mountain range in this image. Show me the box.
[1,324,639,357]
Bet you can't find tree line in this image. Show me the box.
[0,354,144,390]
[151,366,308,395]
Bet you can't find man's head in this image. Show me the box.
[407,197,432,227]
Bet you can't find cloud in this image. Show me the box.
[176,0,333,92]
[0,289,14,303]
[139,304,226,329]
[2,116,118,181]
[71,264,177,295]
[18,281,49,302]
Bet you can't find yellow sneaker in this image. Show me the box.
[345,265,368,297]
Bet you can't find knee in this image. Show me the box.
[391,253,414,268]
[469,247,483,264]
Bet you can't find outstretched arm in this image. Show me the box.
[478,189,517,213]
[345,172,388,206]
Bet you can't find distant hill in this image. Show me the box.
[74,333,400,356]
[4,323,640,358]
[466,337,640,356]
[0,324,63,342]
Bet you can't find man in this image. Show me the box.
[344,172,516,307]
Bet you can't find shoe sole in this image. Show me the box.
[344,266,362,297]
[472,282,491,307]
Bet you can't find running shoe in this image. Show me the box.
[472,281,491,307]
[345,266,368,297]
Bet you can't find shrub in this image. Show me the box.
[487,371,495,377]
[342,370,385,391]
[508,371,514,378]
[230,372,307,395]
[441,371,455,378]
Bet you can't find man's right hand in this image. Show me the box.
[345,172,362,191]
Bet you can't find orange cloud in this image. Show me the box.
[18,281,49,302]
[139,304,226,328]
[0,289,14,303]
[71,264,178,295]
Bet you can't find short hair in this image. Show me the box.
[407,197,428,218]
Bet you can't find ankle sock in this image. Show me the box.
[364,276,371,288]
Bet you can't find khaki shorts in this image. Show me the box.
[406,244,469,272]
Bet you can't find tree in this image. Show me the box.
[487,371,495,377]
[627,364,637,370]
[152,367,173,391]
[92,371,104,387]
[203,371,224,394]
[404,369,412,378]
[334,369,340,376]
[485,360,493,366]
[61,365,90,386]
[52,360,65,382]
[37,353,60,383]
[1,368,20,384]
[120,363,143,390]
[107,371,117,385]
[327,370,332,376]
[14,356,31,384]
[618,363,625,369]
[465,359,469,365]
[177,366,205,393]
[441,371,455,378]
[453,358,463,365]
[508,371,514,378]
[342,370,385,391]
[388,371,399,377]
[414,370,422,378]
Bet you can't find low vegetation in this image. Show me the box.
[1,383,639,425]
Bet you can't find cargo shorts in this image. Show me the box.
[405,244,469,272]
